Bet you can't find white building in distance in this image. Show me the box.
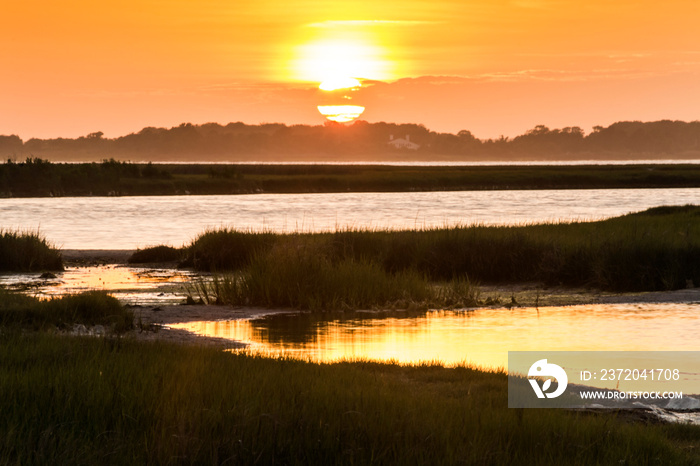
[388,134,420,150]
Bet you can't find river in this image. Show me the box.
[2,188,698,249]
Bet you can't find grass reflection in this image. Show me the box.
[170,303,700,371]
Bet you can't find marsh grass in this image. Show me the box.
[0,334,697,465]
[186,237,483,310]
[180,227,276,270]
[0,230,63,272]
[183,205,700,294]
[4,161,700,197]
[127,245,181,264]
[0,290,133,333]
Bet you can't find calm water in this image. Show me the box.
[0,265,195,305]
[170,304,700,371]
[170,303,700,403]
[2,188,699,249]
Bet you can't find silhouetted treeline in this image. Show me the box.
[2,120,700,161]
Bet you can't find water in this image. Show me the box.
[2,188,699,249]
[169,303,700,370]
[171,302,700,410]
[0,265,196,305]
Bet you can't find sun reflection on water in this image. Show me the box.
[169,303,700,371]
[0,265,197,305]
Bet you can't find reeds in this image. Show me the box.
[0,334,696,464]
[186,234,485,310]
[0,289,133,333]
[4,161,700,197]
[179,227,276,270]
[127,245,181,263]
[0,229,63,272]
[182,206,700,295]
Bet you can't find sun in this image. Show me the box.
[317,76,365,123]
[289,36,394,123]
[293,40,390,84]
[319,76,362,91]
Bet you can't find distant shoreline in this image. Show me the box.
[2,160,700,198]
[34,158,700,166]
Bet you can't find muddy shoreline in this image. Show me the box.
[126,284,700,348]
[55,249,700,347]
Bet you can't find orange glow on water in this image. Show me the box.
[0,265,195,305]
[169,303,700,375]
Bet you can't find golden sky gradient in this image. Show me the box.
[1,0,699,138]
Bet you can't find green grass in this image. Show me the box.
[128,245,182,264]
[3,160,700,197]
[0,334,698,465]
[178,228,276,270]
[327,205,700,291]
[180,206,700,300]
[190,259,457,311]
[186,235,480,311]
[0,230,63,272]
[0,290,133,333]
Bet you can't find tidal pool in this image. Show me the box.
[170,303,700,371]
[0,265,197,305]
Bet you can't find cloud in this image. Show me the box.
[377,67,667,85]
[306,20,440,28]
[510,0,560,9]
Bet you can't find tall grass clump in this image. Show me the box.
[128,245,181,264]
[191,244,437,311]
[0,230,63,272]
[244,249,434,311]
[180,228,276,271]
[187,233,485,311]
[0,290,133,333]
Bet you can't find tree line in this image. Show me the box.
[1,120,699,161]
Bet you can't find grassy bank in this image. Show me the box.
[2,160,700,197]
[0,290,133,333]
[0,230,63,272]
[1,334,698,465]
[188,253,479,311]
[153,206,700,308]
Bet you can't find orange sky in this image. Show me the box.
[1,0,699,139]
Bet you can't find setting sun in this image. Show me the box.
[319,76,362,91]
[292,38,393,84]
[317,76,365,122]
[289,27,393,123]
[316,105,365,123]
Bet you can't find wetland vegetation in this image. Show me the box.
[0,289,133,333]
[0,230,63,272]
[1,158,700,197]
[1,333,699,465]
[3,204,700,463]
[134,206,700,309]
